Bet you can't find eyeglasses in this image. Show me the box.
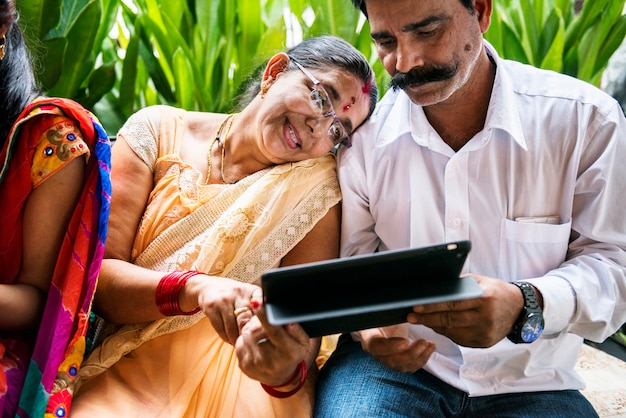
[292,60,352,148]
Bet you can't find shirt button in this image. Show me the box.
[453,218,462,227]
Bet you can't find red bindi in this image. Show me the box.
[343,97,356,113]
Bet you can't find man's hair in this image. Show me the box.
[351,0,474,18]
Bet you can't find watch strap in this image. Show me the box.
[507,282,543,344]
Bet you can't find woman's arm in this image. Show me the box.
[0,157,85,331]
[95,134,262,335]
[91,136,158,324]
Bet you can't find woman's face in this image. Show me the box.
[257,65,371,163]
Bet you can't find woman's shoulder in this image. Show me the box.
[123,105,185,129]
[118,105,188,167]
[121,105,190,137]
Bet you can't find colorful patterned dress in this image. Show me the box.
[0,97,111,417]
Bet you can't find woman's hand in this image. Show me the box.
[185,275,261,345]
[234,298,313,387]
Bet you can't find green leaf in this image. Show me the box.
[38,37,66,89]
[18,0,60,41]
[47,1,101,97]
[238,0,263,68]
[538,9,565,72]
[501,19,529,64]
[564,0,606,51]
[93,0,120,56]
[172,47,195,110]
[595,15,626,78]
[138,36,177,103]
[84,62,117,108]
[47,0,93,38]
[485,7,505,54]
[120,19,141,115]
[519,0,540,65]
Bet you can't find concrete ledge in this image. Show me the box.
[576,343,626,417]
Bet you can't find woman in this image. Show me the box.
[0,0,111,416]
[71,35,377,417]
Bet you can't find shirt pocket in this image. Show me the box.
[498,218,572,280]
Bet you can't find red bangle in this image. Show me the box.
[260,360,307,398]
[155,270,203,316]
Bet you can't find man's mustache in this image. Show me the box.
[390,65,457,91]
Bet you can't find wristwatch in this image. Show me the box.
[506,282,544,344]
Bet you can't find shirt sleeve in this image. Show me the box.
[528,100,626,340]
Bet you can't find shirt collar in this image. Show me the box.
[483,40,528,150]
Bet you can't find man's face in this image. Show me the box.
[366,0,489,107]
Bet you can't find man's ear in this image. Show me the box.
[474,0,492,33]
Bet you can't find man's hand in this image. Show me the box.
[357,327,435,373]
[407,275,524,348]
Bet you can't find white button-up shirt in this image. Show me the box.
[338,42,626,396]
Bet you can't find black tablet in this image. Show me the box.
[262,240,481,337]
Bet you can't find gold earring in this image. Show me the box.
[260,76,273,98]
[0,35,6,61]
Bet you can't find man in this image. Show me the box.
[314,0,626,416]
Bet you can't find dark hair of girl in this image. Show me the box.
[0,0,40,149]
[234,35,378,130]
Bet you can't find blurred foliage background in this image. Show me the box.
[15,0,626,135]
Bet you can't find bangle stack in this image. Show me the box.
[261,360,307,398]
[155,270,203,316]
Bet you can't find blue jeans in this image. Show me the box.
[314,334,599,418]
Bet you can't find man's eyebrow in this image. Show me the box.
[371,14,448,40]
[402,14,448,33]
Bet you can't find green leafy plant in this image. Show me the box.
[16,0,626,135]
[485,0,626,85]
[18,0,119,109]
[100,0,387,134]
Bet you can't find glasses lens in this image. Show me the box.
[310,89,332,116]
[330,120,351,147]
[303,72,351,147]
[329,122,343,143]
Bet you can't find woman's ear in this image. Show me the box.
[260,52,290,97]
[262,52,290,82]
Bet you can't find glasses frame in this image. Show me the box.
[292,60,352,148]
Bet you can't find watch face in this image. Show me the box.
[521,313,545,343]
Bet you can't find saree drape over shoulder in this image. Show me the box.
[0,97,112,417]
[72,106,341,418]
